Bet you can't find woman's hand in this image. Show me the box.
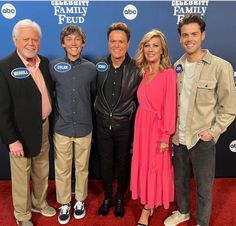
[160,141,169,152]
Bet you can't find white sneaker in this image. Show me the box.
[58,203,71,224]
[74,200,86,219]
[164,210,190,226]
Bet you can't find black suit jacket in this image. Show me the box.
[0,51,53,157]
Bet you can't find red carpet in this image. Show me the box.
[0,179,236,226]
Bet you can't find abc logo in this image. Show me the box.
[123,4,138,20]
[1,3,16,19]
[229,140,236,153]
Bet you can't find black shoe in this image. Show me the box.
[114,199,125,218]
[98,199,114,216]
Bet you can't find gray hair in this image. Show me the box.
[12,19,42,41]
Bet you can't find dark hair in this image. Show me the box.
[178,14,206,35]
[107,22,130,41]
[60,25,86,44]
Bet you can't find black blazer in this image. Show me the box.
[0,51,53,157]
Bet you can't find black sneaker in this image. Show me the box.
[58,203,71,224]
[74,201,86,219]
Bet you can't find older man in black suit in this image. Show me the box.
[0,19,56,226]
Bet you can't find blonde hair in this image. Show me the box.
[135,29,172,74]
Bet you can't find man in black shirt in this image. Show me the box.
[94,22,141,218]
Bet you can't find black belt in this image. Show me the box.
[42,118,47,124]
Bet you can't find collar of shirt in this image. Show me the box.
[65,55,82,65]
[108,52,131,69]
[17,50,40,70]
[179,49,211,65]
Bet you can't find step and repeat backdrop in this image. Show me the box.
[0,0,236,179]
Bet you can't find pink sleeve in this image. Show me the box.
[160,69,177,143]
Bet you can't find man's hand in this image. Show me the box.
[199,130,213,142]
[9,140,24,157]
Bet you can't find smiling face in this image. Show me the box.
[108,30,130,65]
[14,27,40,60]
[180,22,205,60]
[144,36,163,64]
[62,32,84,61]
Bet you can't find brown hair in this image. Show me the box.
[178,14,206,35]
[60,25,86,44]
[107,22,130,41]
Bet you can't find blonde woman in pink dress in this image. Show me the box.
[130,29,177,226]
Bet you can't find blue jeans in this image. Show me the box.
[173,140,216,226]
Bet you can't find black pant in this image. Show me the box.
[173,140,216,226]
[96,119,132,200]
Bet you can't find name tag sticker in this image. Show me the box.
[54,62,71,73]
[175,64,184,74]
[11,68,30,79]
[96,62,108,72]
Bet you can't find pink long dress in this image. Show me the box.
[130,68,176,209]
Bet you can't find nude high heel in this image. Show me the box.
[137,206,154,226]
